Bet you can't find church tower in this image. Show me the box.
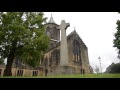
[44,14,60,50]
[44,14,60,41]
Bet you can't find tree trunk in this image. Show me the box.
[3,48,16,76]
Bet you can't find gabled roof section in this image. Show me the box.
[67,28,87,49]
[67,29,79,38]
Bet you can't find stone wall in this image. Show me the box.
[0,67,44,77]
[48,65,76,75]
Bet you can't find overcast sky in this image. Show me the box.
[44,12,120,73]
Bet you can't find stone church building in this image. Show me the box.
[0,15,93,76]
[42,15,93,75]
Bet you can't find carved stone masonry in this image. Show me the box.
[59,20,70,66]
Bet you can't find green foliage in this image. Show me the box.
[105,63,120,73]
[113,12,120,58]
[0,60,3,64]
[0,12,50,67]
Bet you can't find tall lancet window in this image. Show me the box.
[73,40,80,61]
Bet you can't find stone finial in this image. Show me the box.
[48,14,56,24]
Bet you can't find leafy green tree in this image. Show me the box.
[105,62,120,73]
[113,12,120,59]
[0,12,50,76]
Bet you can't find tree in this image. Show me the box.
[113,12,120,59]
[0,12,50,76]
[105,62,120,73]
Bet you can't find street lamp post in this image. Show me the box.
[98,57,102,73]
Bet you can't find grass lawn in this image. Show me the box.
[0,74,120,78]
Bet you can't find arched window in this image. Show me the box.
[53,27,57,39]
[46,30,50,37]
[46,27,51,37]
[51,49,60,66]
[73,40,80,61]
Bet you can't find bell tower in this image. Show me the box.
[45,14,60,41]
[44,14,60,50]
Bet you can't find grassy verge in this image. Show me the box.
[0,74,120,78]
